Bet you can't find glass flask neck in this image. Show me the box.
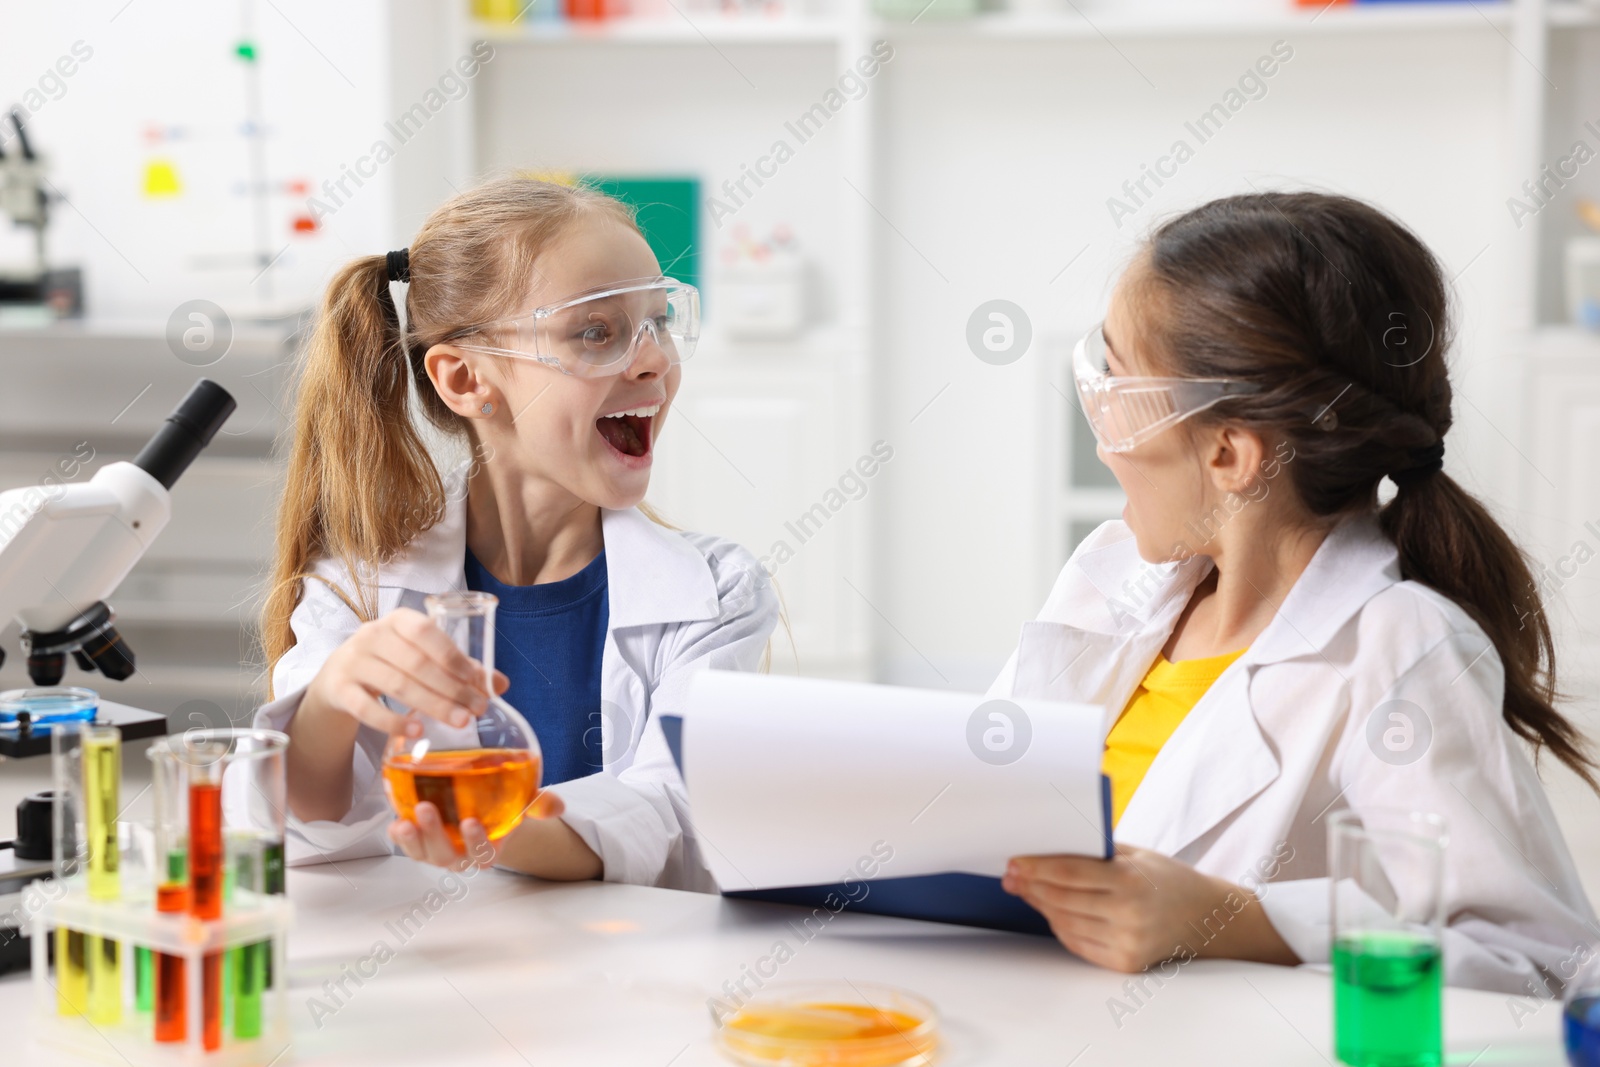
[425,591,497,692]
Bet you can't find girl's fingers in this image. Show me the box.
[459,819,495,867]
[1014,879,1118,922]
[386,610,493,696]
[492,669,510,695]
[374,627,492,714]
[1049,921,1117,964]
[413,803,466,869]
[525,790,564,820]
[1010,855,1120,892]
[335,681,408,735]
[350,653,477,728]
[388,819,426,863]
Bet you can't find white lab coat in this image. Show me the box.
[988,515,1598,995]
[252,460,778,891]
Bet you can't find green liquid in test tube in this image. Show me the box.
[222,854,236,1032]
[136,946,153,1012]
[232,838,285,1038]
[231,842,257,1038]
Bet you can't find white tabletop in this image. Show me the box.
[1,856,1570,1066]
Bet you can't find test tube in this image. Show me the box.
[188,745,225,1051]
[222,844,236,1034]
[84,724,122,1024]
[54,926,88,1016]
[153,881,188,1042]
[49,716,90,1016]
[149,740,191,1043]
[136,945,153,1013]
[230,841,263,1038]
[227,729,289,1040]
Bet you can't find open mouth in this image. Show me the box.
[596,402,660,460]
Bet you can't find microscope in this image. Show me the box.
[0,108,82,317]
[0,378,237,685]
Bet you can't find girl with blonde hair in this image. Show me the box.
[255,177,776,888]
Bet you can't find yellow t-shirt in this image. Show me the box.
[1102,647,1246,827]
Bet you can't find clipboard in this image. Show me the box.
[658,713,1113,938]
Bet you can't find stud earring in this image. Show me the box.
[480,401,493,415]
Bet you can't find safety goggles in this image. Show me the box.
[442,277,699,378]
[1072,323,1262,453]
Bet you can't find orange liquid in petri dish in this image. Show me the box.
[722,1003,937,1067]
[382,749,541,848]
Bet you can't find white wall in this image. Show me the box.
[0,0,397,319]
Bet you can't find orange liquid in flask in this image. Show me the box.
[382,749,541,848]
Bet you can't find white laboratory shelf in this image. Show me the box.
[465,1,1600,45]
[470,14,849,44]
[872,1,1600,41]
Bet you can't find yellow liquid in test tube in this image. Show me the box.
[54,927,87,1015]
[84,728,121,1024]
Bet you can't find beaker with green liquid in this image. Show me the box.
[1329,809,1448,1067]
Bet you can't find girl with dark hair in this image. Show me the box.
[996,192,1597,994]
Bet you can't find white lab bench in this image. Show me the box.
[0,855,1570,1066]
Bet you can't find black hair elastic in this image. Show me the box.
[385,248,410,283]
[1390,440,1444,489]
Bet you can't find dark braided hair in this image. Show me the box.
[1135,191,1595,790]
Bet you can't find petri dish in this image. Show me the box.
[712,981,939,1067]
[0,686,98,731]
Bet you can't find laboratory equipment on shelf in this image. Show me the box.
[382,591,543,851]
[0,109,82,318]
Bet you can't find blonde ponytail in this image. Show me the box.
[259,256,446,696]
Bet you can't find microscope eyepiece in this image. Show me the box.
[132,378,237,490]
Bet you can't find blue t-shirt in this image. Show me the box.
[463,545,609,786]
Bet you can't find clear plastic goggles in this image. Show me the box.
[443,276,700,378]
[1072,323,1262,453]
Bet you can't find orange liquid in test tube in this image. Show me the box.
[189,781,223,1050]
[154,882,189,1043]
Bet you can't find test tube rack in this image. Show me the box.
[26,879,292,1067]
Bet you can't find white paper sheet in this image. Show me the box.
[681,670,1111,892]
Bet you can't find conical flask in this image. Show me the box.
[381,591,543,849]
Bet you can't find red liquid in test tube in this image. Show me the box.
[189,780,223,1050]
